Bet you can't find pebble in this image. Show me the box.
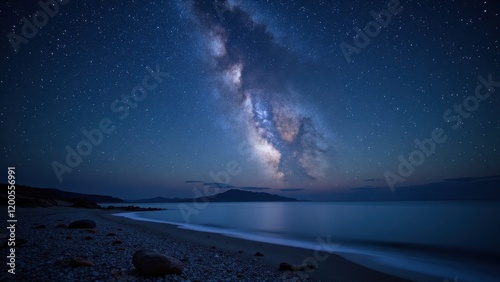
[0,207,293,282]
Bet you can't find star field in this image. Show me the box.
[1,0,499,199]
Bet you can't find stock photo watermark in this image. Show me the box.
[384,73,499,190]
[340,0,403,63]
[280,235,339,281]
[6,167,17,275]
[7,0,71,53]
[51,64,170,182]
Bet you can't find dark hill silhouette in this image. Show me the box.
[128,189,301,203]
[0,184,123,207]
[203,189,300,202]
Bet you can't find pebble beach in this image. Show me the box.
[1,207,407,282]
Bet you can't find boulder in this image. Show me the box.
[17,238,28,246]
[57,257,95,267]
[278,262,294,271]
[132,249,183,277]
[68,220,96,229]
[278,262,317,271]
[71,257,95,267]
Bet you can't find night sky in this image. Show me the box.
[1,0,499,200]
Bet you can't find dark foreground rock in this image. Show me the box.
[56,257,95,267]
[132,249,183,277]
[278,262,317,271]
[68,219,96,229]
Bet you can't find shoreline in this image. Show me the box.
[102,209,414,282]
[101,209,409,281]
[106,210,500,282]
[109,207,500,282]
[3,206,410,281]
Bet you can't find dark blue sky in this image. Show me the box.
[1,0,499,200]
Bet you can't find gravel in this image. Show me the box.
[0,207,296,282]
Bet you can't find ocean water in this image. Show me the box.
[109,201,500,281]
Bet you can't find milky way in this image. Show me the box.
[191,0,331,185]
[4,0,498,199]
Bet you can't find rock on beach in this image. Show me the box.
[68,219,96,229]
[132,249,184,277]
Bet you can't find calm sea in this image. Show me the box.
[108,201,500,281]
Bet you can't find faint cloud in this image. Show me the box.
[185,180,204,183]
[351,187,390,191]
[203,182,237,189]
[443,175,500,182]
[240,186,271,191]
[278,188,305,192]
